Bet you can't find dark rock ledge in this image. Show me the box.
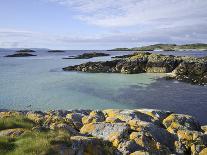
[63,52,207,85]
[48,50,65,53]
[63,52,110,59]
[15,49,36,53]
[0,109,207,154]
[5,53,37,57]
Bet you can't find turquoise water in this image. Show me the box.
[0,50,207,123]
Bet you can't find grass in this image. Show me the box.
[0,137,15,154]
[0,115,71,155]
[0,130,71,155]
[0,115,35,130]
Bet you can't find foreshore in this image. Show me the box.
[0,108,207,154]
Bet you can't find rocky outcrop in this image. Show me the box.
[0,109,206,154]
[63,52,207,85]
[16,49,36,53]
[48,50,65,52]
[63,52,110,59]
[5,53,37,57]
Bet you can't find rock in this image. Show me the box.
[0,128,26,137]
[172,59,207,85]
[63,52,207,85]
[135,109,172,122]
[146,53,180,73]
[82,110,105,125]
[130,151,150,155]
[191,144,206,155]
[5,53,37,57]
[129,131,172,154]
[63,60,120,73]
[129,122,176,153]
[48,50,65,52]
[66,113,85,129]
[15,49,36,53]
[105,117,124,123]
[70,136,112,155]
[202,125,207,133]
[163,114,201,133]
[63,52,110,59]
[0,109,206,155]
[117,140,142,155]
[104,109,154,123]
[199,147,207,155]
[80,122,129,147]
[177,130,207,151]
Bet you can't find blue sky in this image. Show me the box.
[0,0,207,49]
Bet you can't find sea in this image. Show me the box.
[0,49,207,124]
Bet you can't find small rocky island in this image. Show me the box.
[0,109,207,154]
[63,52,207,85]
[5,53,37,57]
[63,52,110,59]
[16,49,36,53]
[48,50,65,53]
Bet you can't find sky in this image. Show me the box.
[0,0,207,49]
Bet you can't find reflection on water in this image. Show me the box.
[0,50,207,124]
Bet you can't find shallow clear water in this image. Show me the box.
[0,50,207,124]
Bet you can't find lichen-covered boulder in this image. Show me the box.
[105,117,124,123]
[176,130,207,153]
[70,136,113,155]
[163,114,201,133]
[199,147,207,155]
[104,109,154,123]
[82,110,105,124]
[201,125,207,134]
[146,54,180,73]
[117,140,143,155]
[130,150,150,155]
[80,122,129,147]
[135,109,172,122]
[129,121,176,153]
[172,60,207,85]
[66,113,85,129]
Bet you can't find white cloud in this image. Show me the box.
[1,0,207,48]
[47,0,207,28]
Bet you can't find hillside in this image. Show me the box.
[109,43,207,51]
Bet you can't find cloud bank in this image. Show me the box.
[0,0,207,49]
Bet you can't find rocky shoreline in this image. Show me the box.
[63,52,110,59]
[63,52,207,85]
[0,109,207,154]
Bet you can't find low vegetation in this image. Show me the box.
[110,43,207,51]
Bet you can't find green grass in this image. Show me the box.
[0,130,71,155]
[0,115,35,130]
[0,137,15,154]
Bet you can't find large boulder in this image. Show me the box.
[70,136,113,155]
[80,122,129,147]
[172,59,207,85]
[163,114,201,134]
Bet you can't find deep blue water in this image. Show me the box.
[0,49,207,124]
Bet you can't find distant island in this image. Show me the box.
[5,53,37,57]
[63,52,110,59]
[4,49,37,57]
[16,49,36,53]
[48,50,65,53]
[109,43,207,51]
